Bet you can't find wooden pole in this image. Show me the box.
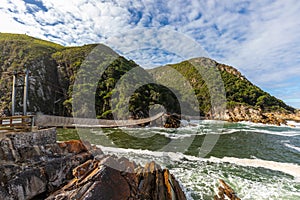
[23,67,29,116]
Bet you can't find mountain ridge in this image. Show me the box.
[0,33,296,125]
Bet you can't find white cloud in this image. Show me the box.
[0,0,299,107]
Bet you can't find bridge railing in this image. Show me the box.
[0,115,34,132]
[35,112,165,128]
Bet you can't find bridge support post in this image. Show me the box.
[23,67,29,116]
[11,72,17,116]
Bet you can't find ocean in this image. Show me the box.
[57,120,300,200]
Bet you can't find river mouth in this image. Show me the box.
[57,120,300,199]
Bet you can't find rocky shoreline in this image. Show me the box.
[212,105,300,126]
[0,128,186,200]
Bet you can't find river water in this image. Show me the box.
[57,120,300,200]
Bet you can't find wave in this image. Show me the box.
[238,128,300,137]
[96,145,300,199]
[97,144,300,181]
[112,120,300,139]
[96,144,202,162]
[286,120,300,128]
[284,143,300,153]
[207,156,300,182]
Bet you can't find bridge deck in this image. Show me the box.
[35,112,164,128]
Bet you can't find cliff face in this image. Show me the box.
[0,129,187,200]
[0,33,134,117]
[0,33,64,115]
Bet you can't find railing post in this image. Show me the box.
[22,117,25,128]
[10,117,13,127]
[31,116,34,131]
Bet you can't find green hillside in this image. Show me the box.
[0,33,177,119]
[0,33,295,120]
[150,58,295,116]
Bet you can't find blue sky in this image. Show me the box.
[0,0,299,108]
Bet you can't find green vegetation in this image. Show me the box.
[0,33,295,119]
[0,33,63,50]
[52,44,99,115]
[0,33,64,114]
[128,83,181,118]
[150,58,294,116]
[220,69,293,112]
[56,128,80,141]
[95,57,139,119]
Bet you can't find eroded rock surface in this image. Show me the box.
[0,128,187,200]
[0,128,92,200]
[213,105,287,126]
[46,157,186,200]
[214,179,241,200]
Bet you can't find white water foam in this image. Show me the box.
[287,120,300,128]
[97,144,202,163]
[170,164,300,200]
[284,143,300,153]
[208,156,300,182]
[116,120,300,139]
[98,144,300,182]
[238,128,300,137]
[95,144,300,199]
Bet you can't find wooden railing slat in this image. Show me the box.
[0,115,33,131]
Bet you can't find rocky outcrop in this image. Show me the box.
[163,113,181,128]
[47,159,186,200]
[217,63,246,81]
[272,110,300,123]
[0,128,187,200]
[214,179,241,200]
[213,105,287,126]
[0,128,93,200]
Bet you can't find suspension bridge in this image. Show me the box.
[0,112,165,132]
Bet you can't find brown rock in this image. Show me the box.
[164,114,181,128]
[214,179,241,200]
[0,129,187,200]
[216,105,287,126]
[0,129,93,200]
[164,169,173,199]
[58,140,88,154]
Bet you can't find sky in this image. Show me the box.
[0,0,299,108]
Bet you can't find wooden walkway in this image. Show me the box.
[0,115,34,132]
[35,112,165,128]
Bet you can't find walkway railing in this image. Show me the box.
[0,115,34,132]
[35,112,165,128]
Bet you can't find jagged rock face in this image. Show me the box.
[0,129,93,200]
[272,110,300,123]
[214,179,241,200]
[213,105,287,125]
[0,129,187,200]
[27,58,63,115]
[0,37,64,115]
[217,63,245,81]
[47,158,186,200]
[189,57,245,80]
